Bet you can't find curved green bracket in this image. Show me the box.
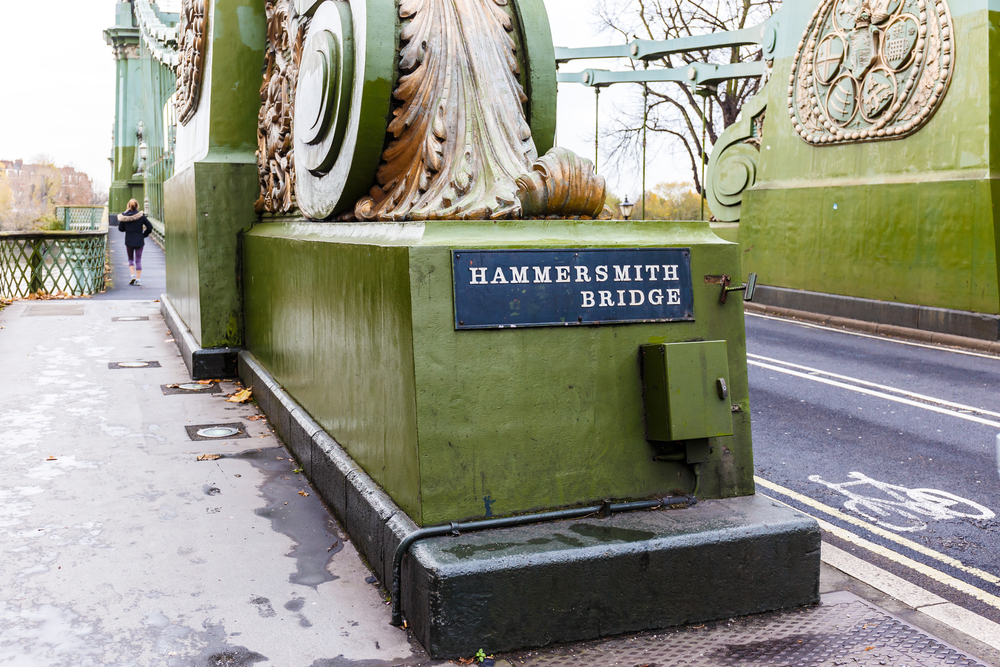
[705,89,768,223]
[512,0,557,157]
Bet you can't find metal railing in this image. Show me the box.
[0,230,108,298]
[55,206,108,231]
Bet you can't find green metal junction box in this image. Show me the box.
[641,340,734,443]
[243,219,756,527]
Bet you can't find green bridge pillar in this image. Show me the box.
[104,3,146,215]
[163,0,266,352]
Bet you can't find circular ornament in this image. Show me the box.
[788,0,953,145]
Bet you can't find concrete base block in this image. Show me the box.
[754,286,1000,341]
[161,294,240,379]
[238,350,821,659]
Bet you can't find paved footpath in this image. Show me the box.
[1,291,999,665]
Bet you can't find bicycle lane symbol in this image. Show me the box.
[808,472,996,533]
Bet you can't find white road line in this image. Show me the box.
[822,542,1000,650]
[759,490,1000,611]
[749,353,1000,420]
[755,476,1000,586]
[746,311,1000,361]
[748,359,1000,429]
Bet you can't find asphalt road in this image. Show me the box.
[747,311,1000,624]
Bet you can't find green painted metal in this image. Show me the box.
[741,8,1000,315]
[164,0,266,348]
[512,0,558,157]
[0,230,108,298]
[55,206,107,231]
[554,23,768,64]
[641,341,733,442]
[243,220,755,527]
[558,62,766,89]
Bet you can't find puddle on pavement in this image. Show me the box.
[231,447,344,587]
[442,533,586,560]
[568,524,656,543]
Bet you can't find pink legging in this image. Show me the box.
[126,246,144,271]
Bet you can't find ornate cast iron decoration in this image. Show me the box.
[175,0,209,126]
[255,0,307,214]
[788,0,954,145]
[356,0,539,221]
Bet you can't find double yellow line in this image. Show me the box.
[756,475,1000,610]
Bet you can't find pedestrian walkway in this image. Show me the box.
[92,223,166,299]
[1,297,998,666]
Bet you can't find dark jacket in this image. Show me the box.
[118,209,153,248]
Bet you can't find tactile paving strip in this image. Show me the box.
[512,594,989,667]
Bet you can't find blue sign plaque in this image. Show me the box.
[452,248,694,330]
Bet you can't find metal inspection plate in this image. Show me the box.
[112,316,149,322]
[160,383,221,396]
[515,593,989,667]
[108,361,162,369]
[185,423,249,441]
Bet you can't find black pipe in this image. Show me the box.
[389,495,696,627]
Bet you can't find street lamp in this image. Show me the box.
[619,196,634,221]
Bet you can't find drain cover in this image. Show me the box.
[160,382,221,396]
[197,426,240,438]
[185,423,249,441]
[112,316,149,322]
[109,361,162,369]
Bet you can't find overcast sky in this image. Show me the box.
[0,0,684,201]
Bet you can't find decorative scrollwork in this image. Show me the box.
[255,0,307,214]
[355,0,538,221]
[788,0,954,145]
[175,0,209,126]
[516,148,607,219]
[705,94,767,222]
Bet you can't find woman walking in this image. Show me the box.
[117,199,153,286]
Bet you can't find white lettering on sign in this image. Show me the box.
[556,266,571,283]
[532,267,552,283]
[633,265,643,281]
[649,289,664,305]
[575,266,591,283]
[596,266,609,282]
[470,267,488,285]
[663,265,679,281]
[629,290,645,306]
[581,291,596,307]
[666,289,681,305]
[617,290,626,306]
[491,267,508,284]
[613,265,631,282]
[510,267,529,284]
[645,265,661,281]
[599,291,614,307]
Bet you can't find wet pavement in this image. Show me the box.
[1,292,998,666]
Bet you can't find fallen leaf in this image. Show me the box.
[247,415,266,421]
[293,468,303,473]
[865,647,874,651]
[226,387,253,403]
[46,456,57,461]
[298,491,309,497]
[197,379,216,385]
[454,657,472,665]
[165,384,180,388]
[197,454,222,461]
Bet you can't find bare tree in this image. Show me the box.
[594,0,779,195]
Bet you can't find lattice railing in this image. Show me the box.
[55,206,107,231]
[0,231,108,298]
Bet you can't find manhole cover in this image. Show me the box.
[185,423,249,441]
[109,361,162,369]
[197,427,240,438]
[112,316,149,322]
